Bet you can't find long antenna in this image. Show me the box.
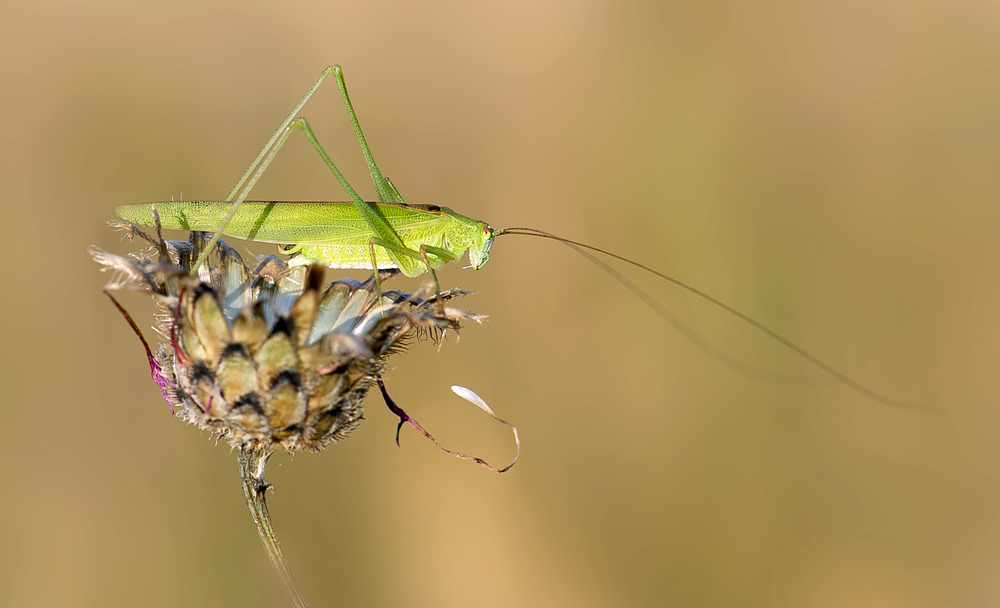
[495,226,929,412]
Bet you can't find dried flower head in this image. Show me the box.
[91,224,483,453]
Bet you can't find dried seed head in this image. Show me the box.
[92,227,482,452]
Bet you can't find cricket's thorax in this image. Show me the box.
[438,207,494,271]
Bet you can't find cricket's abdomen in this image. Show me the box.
[289,243,400,271]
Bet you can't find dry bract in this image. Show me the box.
[91,226,482,452]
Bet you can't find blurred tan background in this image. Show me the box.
[2,0,998,606]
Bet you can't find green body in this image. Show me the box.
[116,200,495,278]
[115,66,495,283]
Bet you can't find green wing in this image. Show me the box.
[116,201,447,245]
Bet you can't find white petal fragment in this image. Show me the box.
[450,385,520,472]
[451,385,489,411]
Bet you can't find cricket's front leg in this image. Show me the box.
[370,238,459,309]
[418,246,445,312]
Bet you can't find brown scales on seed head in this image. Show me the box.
[91,227,483,453]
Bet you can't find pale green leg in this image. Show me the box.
[384,177,406,204]
[192,65,398,274]
[367,239,453,305]
[191,65,447,307]
[293,118,454,298]
[331,66,399,204]
[371,238,458,306]
[419,246,446,307]
[192,66,341,273]
[292,118,410,258]
[367,239,386,303]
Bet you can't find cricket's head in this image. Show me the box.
[469,222,495,270]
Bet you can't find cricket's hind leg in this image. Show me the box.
[193,66,341,273]
[330,66,398,204]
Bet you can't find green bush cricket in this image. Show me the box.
[116,66,925,411]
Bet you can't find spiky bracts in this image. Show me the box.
[91,227,482,453]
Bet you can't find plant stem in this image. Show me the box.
[237,444,310,608]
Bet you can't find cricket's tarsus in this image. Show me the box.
[116,65,927,412]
